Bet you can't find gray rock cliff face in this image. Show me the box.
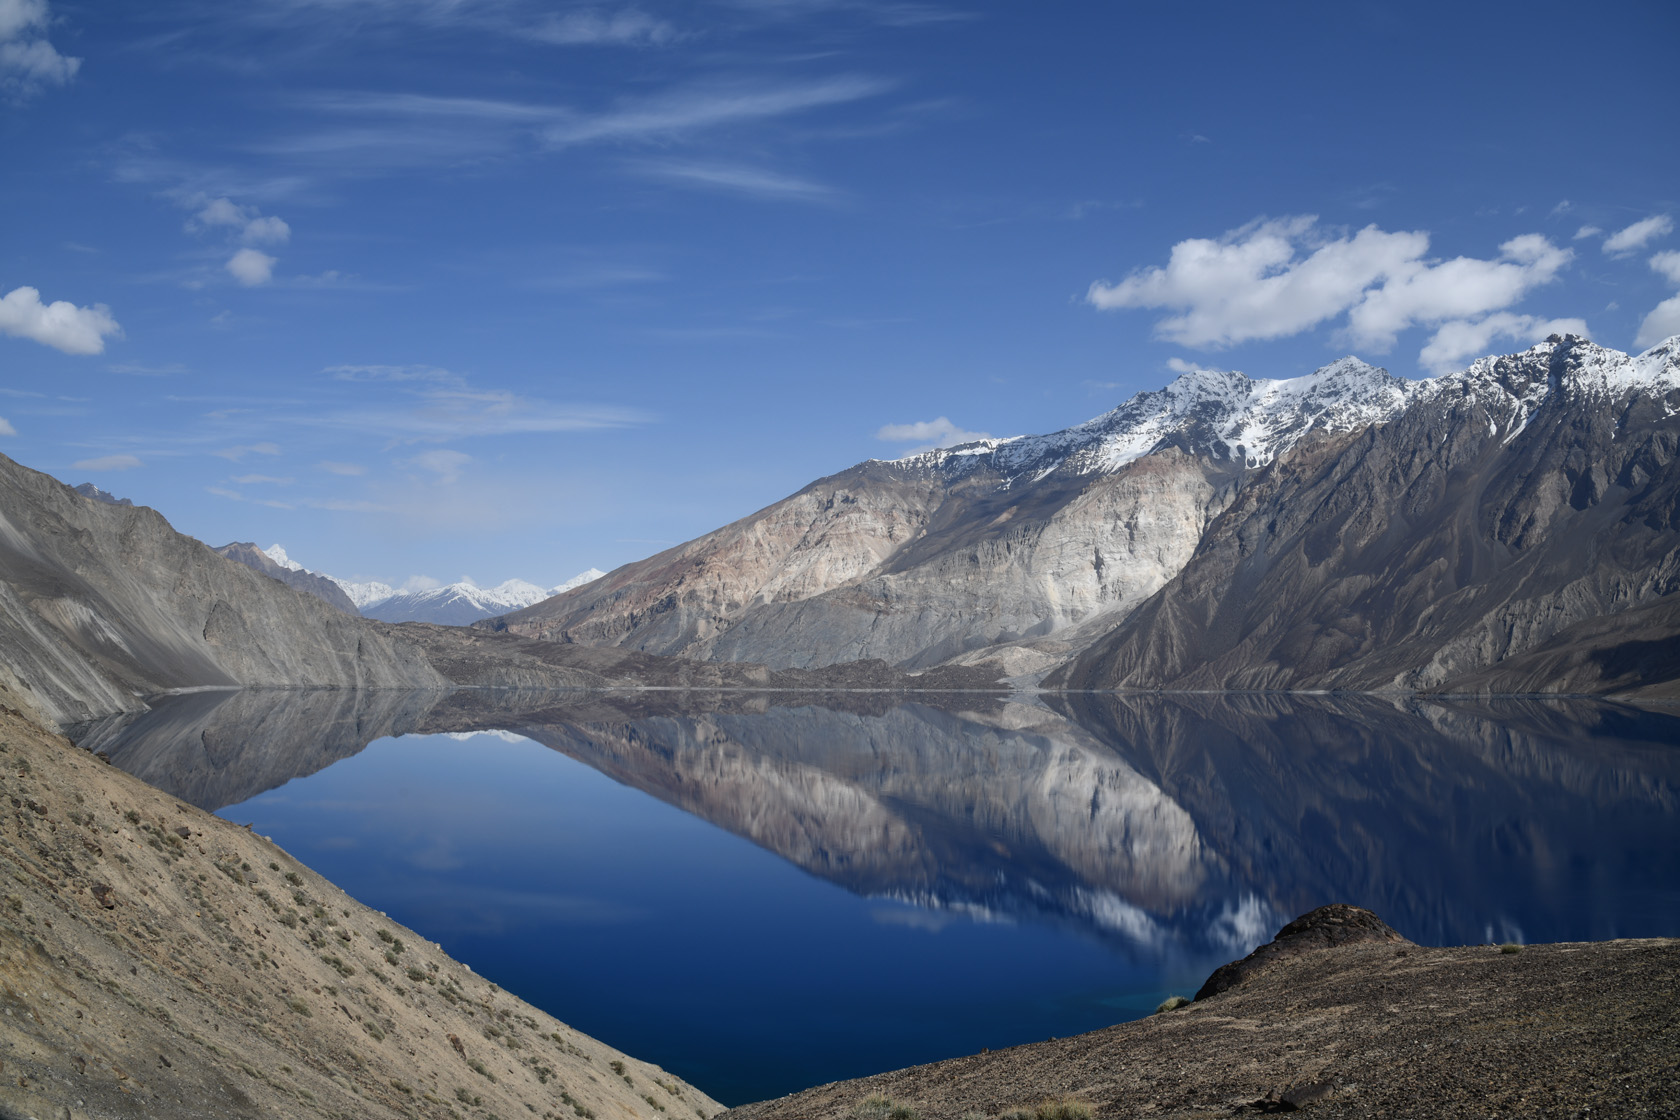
[0,453,447,727]
[214,541,363,615]
[1055,336,1680,695]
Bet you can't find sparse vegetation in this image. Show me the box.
[287,998,311,1017]
[1156,995,1191,1013]
[321,954,356,977]
[854,1094,919,1120]
[1501,942,1523,954]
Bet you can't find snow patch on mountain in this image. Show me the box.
[262,543,304,572]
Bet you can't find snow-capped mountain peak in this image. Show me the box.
[328,569,608,625]
[886,355,1412,484]
[262,543,304,572]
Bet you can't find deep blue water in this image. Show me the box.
[71,690,1680,1106]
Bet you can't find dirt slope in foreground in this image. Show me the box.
[0,698,723,1120]
[725,910,1680,1119]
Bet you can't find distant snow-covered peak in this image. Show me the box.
[326,567,607,624]
[263,543,304,572]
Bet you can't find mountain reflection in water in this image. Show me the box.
[69,688,1680,1100]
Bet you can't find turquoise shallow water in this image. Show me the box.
[73,691,1680,1105]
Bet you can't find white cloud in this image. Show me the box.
[1573,225,1602,240]
[241,215,292,244]
[405,448,472,484]
[875,416,990,451]
[0,414,15,436]
[316,459,366,475]
[1418,313,1590,376]
[227,248,277,285]
[311,386,645,442]
[629,160,836,201]
[1088,217,1573,362]
[231,473,292,485]
[1165,357,1221,375]
[1635,296,1680,350]
[0,285,122,355]
[1088,216,1429,348]
[1648,250,1680,287]
[1344,233,1571,351]
[0,0,79,98]
[529,9,676,45]
[401,574,442,593]
[73,454,143,471]
[1636,250,1680,349]
[1603,215,1673,256]
[287,76,891,169]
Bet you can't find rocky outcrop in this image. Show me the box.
[214,541,362,615]
[1056,336,1680,696]
[1193,904,1408,1000]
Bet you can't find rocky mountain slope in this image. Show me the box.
[0,692,722,1120]
[0,453,447,729]
[1054,335,1680,696]
[486,358,1418,671]
[213,542,362,616]
[491,336,1680,696]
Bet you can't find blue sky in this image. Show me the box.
[2,0,1677,589]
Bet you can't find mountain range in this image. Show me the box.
[487,334,1680,699]
[212,542,605,625]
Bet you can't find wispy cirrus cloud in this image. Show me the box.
[269,75,890,171]
[627,159,837,202]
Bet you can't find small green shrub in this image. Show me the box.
[468,1057,496,1082]
[1501,942,1523,954]
[124,809,141,824]
[1155,995,1191,1013]
[285,872,302,886]
[287,999,311,1017]
[321,954,355,977]
[456,1087,482,1106]
[390,1079,412,1094]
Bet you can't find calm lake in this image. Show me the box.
[69,689,1680,1106]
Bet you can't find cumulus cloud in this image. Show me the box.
[0,286,122,355]
[1573,225,1602,240]
[1634,249,1680,349]
[0,0,79,98]
[227,248,277,285]
[1603,215,1673,257]
[1648,250,1680,287]
[405,448,472,484]
[1088,216,1572,364]
[1635,297,1680,349]
[0,415,15,436]
[1418,312,1590,376]
[875,416,990,452]
[73,454,143,471]
[188,197,291,243]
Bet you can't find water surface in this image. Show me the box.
[70,689,1680,1105]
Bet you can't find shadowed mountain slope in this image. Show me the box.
[1054,336,1680,696]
